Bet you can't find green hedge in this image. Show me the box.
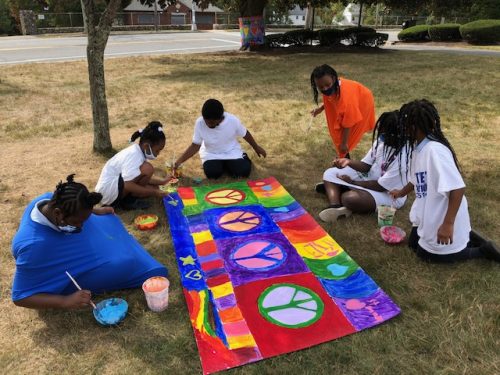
[460,19,500,44]
[398,25,430,42]
[354,32,388,47]
[428,24,462,41]
[265,27,387,48]
[318,28,346,46]
[282,29,318,46]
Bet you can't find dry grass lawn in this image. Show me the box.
[0,49,499,375]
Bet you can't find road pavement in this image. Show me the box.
[0,31,242,65]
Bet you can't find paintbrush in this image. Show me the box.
[65,271,97,309]
[306,112,314,132]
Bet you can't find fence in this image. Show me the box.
[26,11,473,35]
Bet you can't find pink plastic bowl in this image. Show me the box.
[380,225,406,244]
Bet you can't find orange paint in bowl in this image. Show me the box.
[134,214,158,230]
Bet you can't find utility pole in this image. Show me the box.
[191,0,197,31]
[153,0,158,32]
[80,0,87,34]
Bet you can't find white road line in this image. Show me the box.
[0,44,237,65]
[211,38,241,45]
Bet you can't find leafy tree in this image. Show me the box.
[0,0,16,34]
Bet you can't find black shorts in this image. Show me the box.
[110,174,124,207]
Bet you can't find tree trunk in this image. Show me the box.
[82,0,121,154]
[87,39,112,153]
[238,0,267,50]
[358,2,363,27]
[239,0,267,17]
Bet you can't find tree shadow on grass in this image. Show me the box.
[0,80,27,96]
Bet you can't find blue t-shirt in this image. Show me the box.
[11,193,168,301]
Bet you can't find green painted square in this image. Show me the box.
[182,181,258,216]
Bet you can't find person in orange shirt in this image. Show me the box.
[310,64,376,195]
[310,64,375,156]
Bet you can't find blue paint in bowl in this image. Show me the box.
[93,298,128,326]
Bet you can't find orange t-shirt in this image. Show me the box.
[322,78,375,157]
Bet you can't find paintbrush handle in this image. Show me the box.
[65,271,97,309]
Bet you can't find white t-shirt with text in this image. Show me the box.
[409,138,470,254]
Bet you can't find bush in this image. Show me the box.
[264,30,316,48]
[264,33,287,48]
[337,27,387,47]
[354,32,389,47]
[398,25,430,42]
[318,28,346,46]
[282,29,318,46]
[428,24,462,41]
[460,19,500,44]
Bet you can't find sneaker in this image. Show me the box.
[315,182,326,194]
[319,206,352,223]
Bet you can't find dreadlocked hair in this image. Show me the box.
[49,174,102,217]
[399,99,460,171]
[130,121,166,145]
[310,64,340,105]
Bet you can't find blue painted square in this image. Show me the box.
[205,204,280,240]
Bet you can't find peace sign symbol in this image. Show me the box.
[218,210,262,232]
[205,189,246,206]
[231,240,286,270]
[258,284,324,328]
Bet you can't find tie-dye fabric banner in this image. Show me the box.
[163,177,400,374]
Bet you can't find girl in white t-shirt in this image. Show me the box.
[95,121,173,210]
[317,111,409,223]
[174,99,267,179]
[391,99,499,262]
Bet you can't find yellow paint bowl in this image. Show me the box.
[134,214,159,231]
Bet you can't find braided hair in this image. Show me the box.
[130,121,166,145]
[399,99,460,170]
[310,64,341,105]
[49,174,102,217]
[371,111,405,170]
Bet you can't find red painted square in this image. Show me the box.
[196,240,218,256]
[233,272,356,358]
[200,259,225,272]
[178,187,196,199]
[206,273,231,288]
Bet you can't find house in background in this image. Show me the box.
[123,0,223,30]
[287,5,306,26]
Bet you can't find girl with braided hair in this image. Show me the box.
[95,121,174,210]
[317,111,409,223]
[11,175,168,310]
[310,64,375,162]
[391,99,499,262]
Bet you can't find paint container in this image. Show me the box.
[380,225,406,244]
[377,205,396,227]
[142,276,170,312]
[166,162,183,178]
[93,298,128,326]
[134,214,158,231]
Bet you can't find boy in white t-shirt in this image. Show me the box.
[316,111,409,223]
[174,99,266,179]
[391,99,499,262]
